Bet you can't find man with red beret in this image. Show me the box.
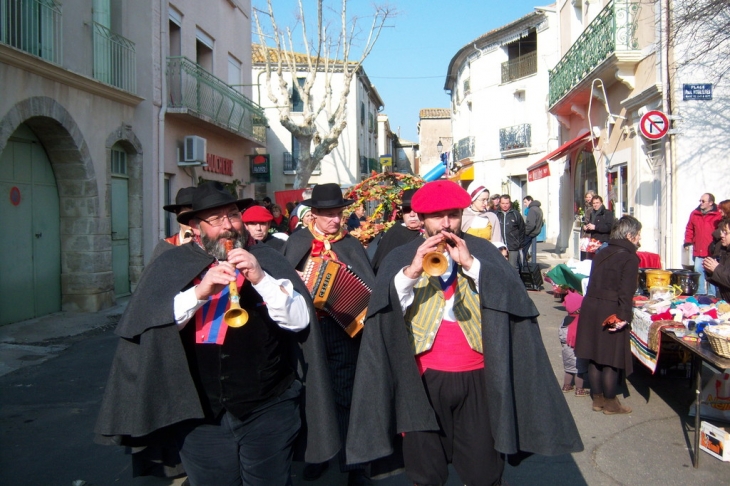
[346,180,583,485]
[242,205,286,252]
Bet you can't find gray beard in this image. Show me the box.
[201,229,244,260]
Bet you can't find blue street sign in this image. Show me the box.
[683,84,712,101]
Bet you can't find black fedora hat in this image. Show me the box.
[401,188,417,208]
[163,187,196,214]
[300,183,355,209]
[177,182,253,225]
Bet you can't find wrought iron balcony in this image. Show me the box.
[499,123,531,155]
[167,56,267,144]
[501,51,537,84]
[92,21,135,93]
[283,152,320,174]
[549,0,640,107]
[0,0,62,64]
[453,136,475,162]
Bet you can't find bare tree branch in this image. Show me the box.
[253,0,396,188]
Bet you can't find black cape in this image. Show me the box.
[370,223,421,274]
[94,242,341,464]
[346,235,583,465]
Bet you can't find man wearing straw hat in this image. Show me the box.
[96,182,339,485]
[346,180,582,486]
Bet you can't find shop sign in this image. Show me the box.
[683,84,712,101]
[528,164,550,182]
[203,153,233,176]
[250,154,270,183]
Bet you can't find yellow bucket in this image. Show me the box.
[645,269,672,288]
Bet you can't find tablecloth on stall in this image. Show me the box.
[545,264,589,294]
[637,251,662,269]
[630,309,685,373]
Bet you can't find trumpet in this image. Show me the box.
[423,241,449,277]
[223,240,248,327]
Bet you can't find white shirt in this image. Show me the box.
[394,253,481,317]
[173,273,309,332]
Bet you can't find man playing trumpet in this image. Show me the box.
[96,182,340,485]
[346,180,583,486]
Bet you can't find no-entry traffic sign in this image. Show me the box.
[639,110,669,140]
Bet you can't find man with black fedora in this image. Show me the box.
[370,187,424,274]
[96,182,340,485]
[284,183,375,485]
[163,186,196,246]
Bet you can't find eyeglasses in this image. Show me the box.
[700,199,708,203]
[200,210,242,227]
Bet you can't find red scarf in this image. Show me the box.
[309,222,346,260]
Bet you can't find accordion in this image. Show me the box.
[302,257,371,337]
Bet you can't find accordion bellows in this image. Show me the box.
[303,257,371,337]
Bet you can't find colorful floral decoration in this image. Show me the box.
[343,171,425,245]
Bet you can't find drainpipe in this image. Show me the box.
[158,0,169,242]
[659,0,674,267]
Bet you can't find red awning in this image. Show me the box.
[526,130,594,172]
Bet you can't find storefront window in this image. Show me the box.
[607,164,628,215]
[573,151,597,214]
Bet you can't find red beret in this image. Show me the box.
[411,180,471,214]
[242,205,274,223]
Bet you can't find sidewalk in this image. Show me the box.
[1,270,729,485]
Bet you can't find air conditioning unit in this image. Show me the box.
[178,135,207,166]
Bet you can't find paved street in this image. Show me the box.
[1,248,729,485]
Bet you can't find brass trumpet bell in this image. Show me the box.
[224,281,249,327]
[423,242,449,277]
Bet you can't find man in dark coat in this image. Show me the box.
[284,183,376,485]
[346,181,583,485]
[522,196,544,265]
[496,194,525,270]
[583,195,614,245]
[371,188,423,274]
[95,182,340,485]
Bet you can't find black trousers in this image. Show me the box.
[320,315,362,472]
[403,368,504,486]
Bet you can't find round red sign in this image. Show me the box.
[10,186,21,206]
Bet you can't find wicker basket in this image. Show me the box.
[705,326,730,359]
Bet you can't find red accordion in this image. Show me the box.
[302,257,371,337]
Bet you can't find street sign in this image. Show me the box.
[683,84,712,101]
[639,110,669,140]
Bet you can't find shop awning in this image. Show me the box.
[526,130,594,181]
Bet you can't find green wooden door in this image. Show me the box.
[111,147,130,297]
[0,125,61,325]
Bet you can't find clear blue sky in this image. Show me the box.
[255,1,548,142]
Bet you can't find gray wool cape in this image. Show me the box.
[345,234,583,465]
[94,242,341,465]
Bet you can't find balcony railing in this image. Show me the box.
[283,152,320,174]
[167,56,267,144]
[0,0,62,64]
[501,51,537,83]
[499,124,532,154]
[453,136,475,162]
[92,21,135,93]
[549,0,640,106]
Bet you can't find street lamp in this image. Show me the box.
[437,139,443,154]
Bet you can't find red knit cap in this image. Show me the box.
[242,205,274,223]
[411,180,471,214]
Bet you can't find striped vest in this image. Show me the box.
[404,270,483,355]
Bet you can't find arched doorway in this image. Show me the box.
[0,124,61,324]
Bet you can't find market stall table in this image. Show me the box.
[661,329,730,468]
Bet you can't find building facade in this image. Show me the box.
[548,0,730,264]
[251,44,384,194]
[0,0,264,325]
[443,9,559,235]
[417,108,452,178]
